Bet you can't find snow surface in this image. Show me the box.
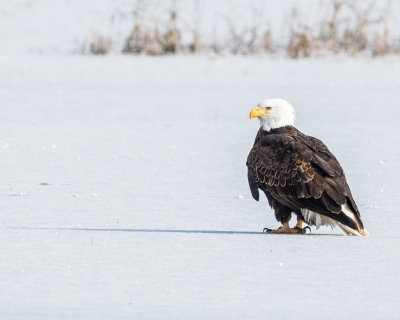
[1,55,400,319]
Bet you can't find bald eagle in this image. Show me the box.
[247,99,368,236]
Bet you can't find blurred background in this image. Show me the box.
[1,0,398,57]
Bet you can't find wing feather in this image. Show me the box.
[247,129,360,218]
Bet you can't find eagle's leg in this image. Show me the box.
[293,218,311,234]
[263,221,303,234]
[263,202,310,234]
[263,219,311,234]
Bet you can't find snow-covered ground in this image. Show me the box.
[1,54,400,319]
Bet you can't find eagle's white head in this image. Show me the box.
[249,98,295,131]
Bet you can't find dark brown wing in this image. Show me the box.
[246,132,359,220]
[300,134,361,216]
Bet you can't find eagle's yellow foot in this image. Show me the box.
[293,226,311,234]
[263,221,311,234]
[293,219,311,234]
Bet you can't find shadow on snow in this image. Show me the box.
[8,226,342,236]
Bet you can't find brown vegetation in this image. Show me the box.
[88,33,113,55]
[86,0,397,58]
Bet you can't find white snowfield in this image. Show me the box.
[1,55,400,319]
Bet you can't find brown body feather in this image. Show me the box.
[247,125,365,233]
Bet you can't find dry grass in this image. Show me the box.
[122,1,182,56]
[88,33,113,55]
[87,0,398,58]
[287,0,394,58]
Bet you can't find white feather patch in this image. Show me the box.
[300,208,368,236]
[341,203,360,228]
[301,209,336,229]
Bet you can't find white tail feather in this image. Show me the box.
[301,208,369,236]
[341,203,361,229]
[301,209,336,229]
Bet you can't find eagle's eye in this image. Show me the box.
[265,107,272,111]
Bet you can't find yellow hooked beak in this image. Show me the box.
[249,107,269,120]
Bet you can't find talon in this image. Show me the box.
[265,220,310,235]
[294,227,302,233]
[293,226,311,234]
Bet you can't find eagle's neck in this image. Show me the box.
[253,125,298,146]
[266,125,298,135]
[261,125,298,136]
[259,114,295,131]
